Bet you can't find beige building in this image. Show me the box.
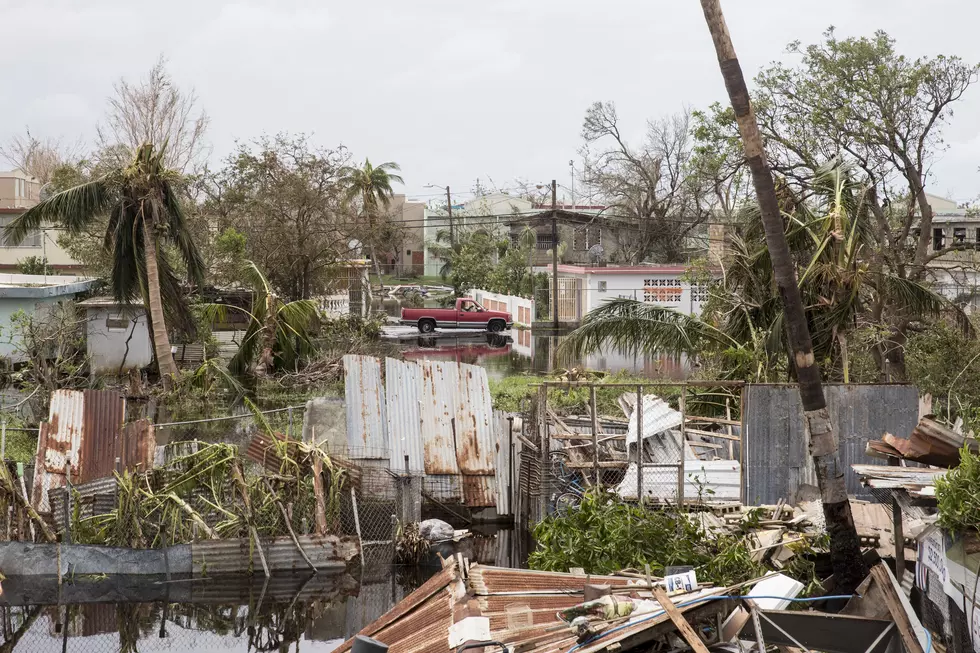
[0,170,80,272]
[385,194,427,277]
[921,193,980,312]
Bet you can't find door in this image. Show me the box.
[411,251,424,276]
[457,300,486,328]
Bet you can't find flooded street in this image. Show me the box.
[375,297,691,380]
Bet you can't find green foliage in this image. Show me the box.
[935,446,980,534]
[906,319,980,432]
[529,489,763,586]
[488,372,677,414]
[15,256,51,276]
[0,413,37,463]
[209,227,248,288]
[429,228,539,299]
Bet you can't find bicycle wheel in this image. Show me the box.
[553,492,581,516]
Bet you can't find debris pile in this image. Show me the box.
[338,555,927,653]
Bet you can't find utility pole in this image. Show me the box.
[446,186,454,245]
[551,179,559,329]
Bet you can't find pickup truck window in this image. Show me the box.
[460,300,481,312]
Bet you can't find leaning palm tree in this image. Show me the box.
[201,261,318,378]
[699,0,866,591]
[4,143,204,389]
[339,159,404,292]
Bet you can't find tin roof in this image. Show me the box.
[344,355,389,458]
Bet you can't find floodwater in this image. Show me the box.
[375,297,691,380]
[0,529,526,652]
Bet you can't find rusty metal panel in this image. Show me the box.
[494,411,512,514]
[118,419,155,476]
[461,474,495,507]
[77,390,126,483]
[344,355,389,458]
[419,360,459,475]
[31,390,85,513]
[386,358,424,473]
[455,363,495,474]
[192,534,358,574]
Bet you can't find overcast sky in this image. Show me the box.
[3,0,980,204]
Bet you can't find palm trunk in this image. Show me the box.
[143,216,178,389]
[699,0,867,591]
[254,296,280,378]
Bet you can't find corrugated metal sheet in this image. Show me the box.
[385,358,424,473]
[77,390,127,483]
[31,390,85,512]
[191,534,358,574]
[461,474,495,507]
[454,364,495,474]
[743,384,919,504]
[616,460,741,501]
[626,395,683,445]
[49,476,118,531]
[344,355,389,458]
[117,419,155,476]
[493,411,512,515]
[419,361,459,474]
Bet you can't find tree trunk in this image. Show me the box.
[142,214,177,390]
[699,0,868,591]
[371,244,386,293]
[254,295,280,378]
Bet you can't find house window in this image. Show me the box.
[406,250,412,256]
[0,215,41,247]
[106,314,130,331]
[933,228,946,251]
[598,281,607,293]
[954,227,967,244]
[976,228,980,246]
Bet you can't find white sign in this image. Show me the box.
[664,570,697,595]
[919,529,948,588]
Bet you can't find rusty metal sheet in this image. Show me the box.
[77,390,126,483]
[191,534,359,574]
[494,411,512,515]
[419,360,459,475]
[461,474,496,507]
[44,389,84,475]
[385,358,424,473]
[466,566,632,595]
[344,355,389,458]
[117,419,155,476]
[454,363,495,474]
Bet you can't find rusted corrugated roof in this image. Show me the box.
[419,361,460,475]
[386,358,424,473]
[77,390,127,483]
[191,534,358,574]
[455,364,495,474]
[31,389,131,512]
[461,474,495,507]
[117,419,155,477]
[344,355,389,458]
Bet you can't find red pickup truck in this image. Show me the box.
[400,298,513,333]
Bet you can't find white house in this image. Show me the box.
[537,264,712,326]
[0,274,97,361]
[921,193,980,312]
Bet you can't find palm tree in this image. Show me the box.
[4,143,204,389]
[339,159,404,292]
[201,261,318,378]
[698,0,866,591]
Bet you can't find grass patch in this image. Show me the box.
[489,372,681,415]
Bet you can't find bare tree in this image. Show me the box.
[97,56,210,173]
[580,103,713,263]
[0,127,82,184]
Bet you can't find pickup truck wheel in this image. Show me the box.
[487,320,505,333]
[418,319,436,334]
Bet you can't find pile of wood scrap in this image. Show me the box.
[866,415,977,468]
[852,465,946,499]
[337,556,928,653]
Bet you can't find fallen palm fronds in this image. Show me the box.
[72,437,353,551]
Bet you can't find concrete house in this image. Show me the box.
[0,170,82,273]
[0,274,97,361]
[921,193,980,312]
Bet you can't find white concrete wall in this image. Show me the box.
[85,306,153,374]
[567,271,706,316]
[0,297,75,361]
[470,289,534,325]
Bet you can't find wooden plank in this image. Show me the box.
[552,434,626,441]
[685,416,741,426]
[683,427,741,441]
[312,455,327,536]
[650,586,710,653]
[869,564,924,653]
